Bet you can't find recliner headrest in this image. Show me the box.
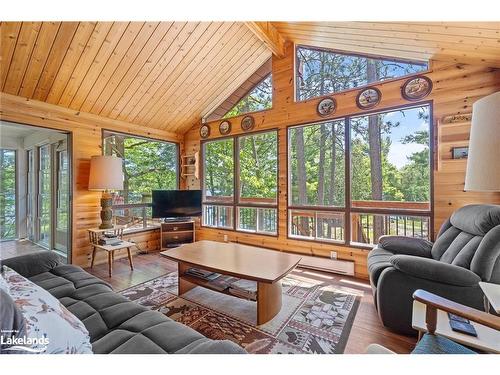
[450,204,500,236]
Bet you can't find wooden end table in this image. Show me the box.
[88,226,135,277]
[479,282,500,314]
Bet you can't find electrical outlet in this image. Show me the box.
[330,251,337,260]
[223,235,228,242]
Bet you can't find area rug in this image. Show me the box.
[119,270,362,354]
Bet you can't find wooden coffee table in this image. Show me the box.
[160,240,301,325]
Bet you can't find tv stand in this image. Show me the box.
[160,220,195,250]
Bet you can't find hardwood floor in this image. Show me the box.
[85,251,416,353]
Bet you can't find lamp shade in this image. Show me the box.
[464,91,500,192]
[88,155,124,191]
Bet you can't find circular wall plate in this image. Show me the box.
[241,115,255,132]
[356,87,382,110]
[317,97,337,117]
[199,124,210,139]
[219,120,231,135]
[402,76,433,101]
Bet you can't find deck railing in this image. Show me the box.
[112,203,160,232]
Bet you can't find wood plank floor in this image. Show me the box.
[84,252,416,354]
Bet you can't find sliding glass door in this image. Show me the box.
[37,144,52,247]
[54,145,69,255]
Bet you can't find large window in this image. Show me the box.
[202,130,278,235]
[288,104,432,247]
[296,46,428,101]
[103,131,178,231]
[224,75,272,118]
[0,149,16,240]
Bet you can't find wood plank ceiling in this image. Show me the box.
[0,21,271,134]
[273,22,500,67]
[1,22,499,135]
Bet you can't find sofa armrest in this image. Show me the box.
[1,251,63,278]
[379,236,433,258]
[390,255,481,287]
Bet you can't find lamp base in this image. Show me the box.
[99,192,114,229]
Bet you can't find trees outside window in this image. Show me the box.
[0,149,16,240]
[296,46,428,101]
[224,75,272,118]
[288,104,432,246]
[202,131,278,235]
[103,132,178,204]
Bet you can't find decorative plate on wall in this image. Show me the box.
[356,87,381,109]
[219,120,231,135]
[199,124,210,139]
[317,97,337,117]
[402,76,433,101]
[241,115,255,132]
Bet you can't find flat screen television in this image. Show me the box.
[152,190,202,219]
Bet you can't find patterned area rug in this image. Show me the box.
[119,270,361,354]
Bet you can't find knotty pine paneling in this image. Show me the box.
[183,43,500,279]
[0,93,182,267]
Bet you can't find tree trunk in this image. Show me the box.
[317,125,327,205]
[366,59,384,243]
[295,128,309,236]
[327,123,338,238]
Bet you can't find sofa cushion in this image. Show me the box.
[449,204,500,236]
[2,266,93,354]
[24,264,245,354]
[367,246,395,286]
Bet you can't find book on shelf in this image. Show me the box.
[228,287,257,300]
[185,268,220,281]
[229,279,257,293]
[98,237,122,246]
[206,275,240,292]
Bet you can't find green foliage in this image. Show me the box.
[203,138,234,198]
[104,134,178,203]
[224,75,272,118]
[0,149,16,239]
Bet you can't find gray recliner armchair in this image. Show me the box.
[368,204,500,335]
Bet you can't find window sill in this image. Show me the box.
[122,225,160,235]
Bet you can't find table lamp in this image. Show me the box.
[464,91,500,192]
[88,155,124,229]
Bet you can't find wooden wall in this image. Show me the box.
[183,42,500,279]
[0,93,182,266]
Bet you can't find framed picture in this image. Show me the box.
[356,87,381,110]
[452,146,469,159]
[402,76,433,101]
[219,120,231,135]
[199,124,210,139]
[241,115,255,132]
[317,97,336,117]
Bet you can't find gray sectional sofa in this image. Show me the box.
[368,204,500,335]
[1,251,246,354]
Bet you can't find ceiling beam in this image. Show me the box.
[245,22,286,58]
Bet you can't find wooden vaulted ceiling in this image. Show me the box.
[273,22,500,67]
[1,21,499,135]
[0,22,271,134]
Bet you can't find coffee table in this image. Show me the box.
[160,240,301,325]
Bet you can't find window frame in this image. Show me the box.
[286,101,434,248]
[294,44,430,103]
[0,148,18,240]
[222,73,274,120]
[101,129,180,233]
[201,129,279,237]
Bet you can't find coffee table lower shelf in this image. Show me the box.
[177,263,282,325]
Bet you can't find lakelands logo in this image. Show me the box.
[1,333,49,353]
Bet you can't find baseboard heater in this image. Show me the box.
[298,255,355,276]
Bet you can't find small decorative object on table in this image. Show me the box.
[241,115,255,132]
[200,124,210,139]
[219,120,231,135]
[452,146,469,159]
[356,87,381,109]
[402,76,432,101]
[317,97,336,117]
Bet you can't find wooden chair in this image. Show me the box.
[367,289,500,354]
